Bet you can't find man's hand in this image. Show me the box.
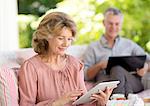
[137,63,148,77]
[86,60,108,80]
[99,61,108,70]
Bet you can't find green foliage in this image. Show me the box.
[112,0,150,52]
[18,15,38,48]
[47,0,105,45]
[18,0,63,16]
[18,0,62,48]
[18,0,150,53]
[51,0,150,52]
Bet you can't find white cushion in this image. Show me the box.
[66,45,87,58]
[15,48,37,65]
[0,51,20,68]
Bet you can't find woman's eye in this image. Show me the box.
[68,38,72,41]
[57,37,74,41]
[58,37,63,40]
[68,37,74,41]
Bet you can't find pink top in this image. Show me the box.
[18,55,95,106]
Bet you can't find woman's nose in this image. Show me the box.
[62,40,70,47]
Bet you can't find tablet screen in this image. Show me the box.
[73,81,120,105]
[106,55,146,75]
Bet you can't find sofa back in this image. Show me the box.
[0,45,87,68]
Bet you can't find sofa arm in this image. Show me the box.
[142,72,150,89]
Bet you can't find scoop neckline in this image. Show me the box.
[35,54,69,72]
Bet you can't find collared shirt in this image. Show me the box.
[83,35,150,81]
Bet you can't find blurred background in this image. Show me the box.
[1,0,150,52]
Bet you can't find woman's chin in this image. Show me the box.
[58,52,65,56]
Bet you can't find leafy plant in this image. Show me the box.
[18,15,38,48]
[18,0,63,16]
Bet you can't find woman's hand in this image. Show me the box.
[52,89,84,106]
[90,87,113,106]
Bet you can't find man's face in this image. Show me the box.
[103,14,123,39]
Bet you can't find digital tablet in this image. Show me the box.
[106,55,146,75]
[72,81,120,105]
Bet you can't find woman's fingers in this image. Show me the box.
[68,89,84,101]
[89,98,97,104]
[106,87,113,94]
[91,93,106,106]
[89,87,113,105]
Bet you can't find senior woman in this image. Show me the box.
[18,12,113,106]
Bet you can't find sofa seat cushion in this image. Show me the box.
[137,89,150,98]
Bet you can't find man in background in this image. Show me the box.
[83,7,150,96]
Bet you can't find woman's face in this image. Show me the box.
[48,27,74,56]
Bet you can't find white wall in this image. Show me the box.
[0,0,18,51]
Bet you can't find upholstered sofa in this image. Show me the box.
[0,45,150,105]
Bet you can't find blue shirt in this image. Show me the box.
[83,36,150,81]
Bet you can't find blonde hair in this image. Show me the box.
[32,12,76,54]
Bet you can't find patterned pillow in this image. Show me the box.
[0,66,19,106]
